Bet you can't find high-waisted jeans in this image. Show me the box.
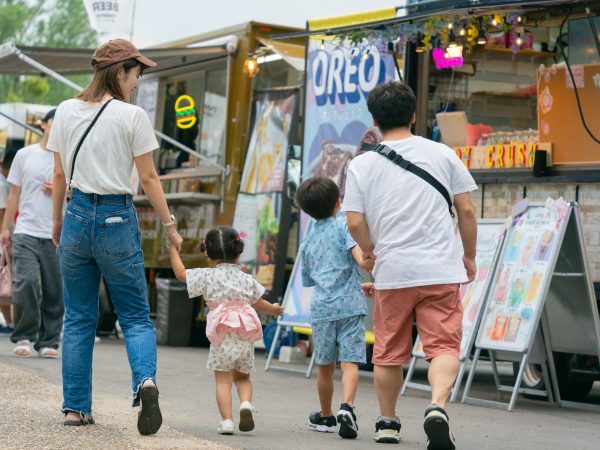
[60,189,156,415]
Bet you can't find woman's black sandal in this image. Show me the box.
[63,412,95,426]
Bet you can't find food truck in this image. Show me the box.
[271,0,600,400]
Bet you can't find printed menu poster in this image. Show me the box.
[477,202,567,352]
[413,221,505,360]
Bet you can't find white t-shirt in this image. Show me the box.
[0,173,9,209]
[342,135,478,289]
[7,144,54,239]
[47,98,158,195]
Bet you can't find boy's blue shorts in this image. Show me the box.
[312,315,366,365]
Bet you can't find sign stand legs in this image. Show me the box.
[264,323,283,372]
[265,323,317,377]
[462,333,554,411]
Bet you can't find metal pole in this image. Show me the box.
[14,48,83,92]
[0,111,43,137]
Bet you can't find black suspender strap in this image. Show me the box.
[67,98,113,199]
[361,142,455,218]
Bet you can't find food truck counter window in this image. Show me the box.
[159,67,227,172]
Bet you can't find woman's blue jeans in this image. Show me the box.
[60,189,156,415]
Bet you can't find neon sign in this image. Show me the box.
[432,47,464,70]
[175,95,197,129]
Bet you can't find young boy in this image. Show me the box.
[295,176,373,440]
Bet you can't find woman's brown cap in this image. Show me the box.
[91,39,157,70]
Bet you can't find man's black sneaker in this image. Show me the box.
[308,411,337,433]
[374,416,402,443]
[423,404,456,450]
[336,403,358,439]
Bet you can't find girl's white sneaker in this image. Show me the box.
[217,419,234,435]
[239,401,255,432]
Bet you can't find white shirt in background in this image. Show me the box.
[342,135,478,290]
[0,173,9,209]
[7,144,54,239]
[47,98,158,195]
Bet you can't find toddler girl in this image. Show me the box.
[169,226,284,435]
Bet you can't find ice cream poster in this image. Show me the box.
[302,34,396,207]
[240,90,297,194]
[477,203,565,352]
[413,221,506,360]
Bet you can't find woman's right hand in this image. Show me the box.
[0,228,10,247]
[166,226,183,252]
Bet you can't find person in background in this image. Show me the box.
[0,110,64,358]
[48,39,182,434]
[0,149,16,333]
[169,226,284,435]
[343,81,478,449]
[295,176,374,441]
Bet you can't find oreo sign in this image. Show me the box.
[310,45,387,106]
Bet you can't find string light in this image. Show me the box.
[492,17,498,26]
[447,22,454,30]
[460,25,466,37]
[516,33,523,46]
[363,49,370,61]
[242,52,260,78]
[320,40,325,50]
[517,15,522,23]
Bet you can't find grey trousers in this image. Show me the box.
[10,233,64,350]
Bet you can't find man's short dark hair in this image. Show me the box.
[42,108,56,123]
[295,176,339,220]
[367,81,416,132]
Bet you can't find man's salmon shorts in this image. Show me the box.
[373,283,462,365]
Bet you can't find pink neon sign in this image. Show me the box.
[432,47,464,70]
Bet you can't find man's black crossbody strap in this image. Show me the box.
[68,98,113,190]
[361,142,455,218]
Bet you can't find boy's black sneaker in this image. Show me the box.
[423,404,456,450]
[336,403,358,439]
[308,411,337,433]
[374,416,402,444]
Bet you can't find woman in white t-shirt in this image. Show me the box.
[48,39,182,435]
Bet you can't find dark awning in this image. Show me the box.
[0,43,229,76]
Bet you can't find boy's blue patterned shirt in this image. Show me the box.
[299,215,367,323]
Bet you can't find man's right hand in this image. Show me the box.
[462,256,477,283]
[0,228,10,247]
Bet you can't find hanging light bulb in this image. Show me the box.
[448,22,454,30]
[517,15,522,23]
[460,25,466,37]
[415,33,426,53]
[242,52,260,78]
[477,28,487,45]
[516,33,523,46]
[363,49,370,61]
[448,30,457,48]
[477,18,487,45]
[492,17,498,27]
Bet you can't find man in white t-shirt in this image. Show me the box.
[343,82,477,448]
[0,109,64,358]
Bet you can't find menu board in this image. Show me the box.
[413,220,505,360]
[476,202,567,352]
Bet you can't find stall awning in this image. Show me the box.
[256,37,305,72]
[0,42,230,76]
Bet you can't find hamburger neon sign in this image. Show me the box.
[175,95,197,129]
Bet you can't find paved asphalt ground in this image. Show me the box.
[1,335,600,449]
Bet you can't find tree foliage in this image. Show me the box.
[0,0,98,105]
